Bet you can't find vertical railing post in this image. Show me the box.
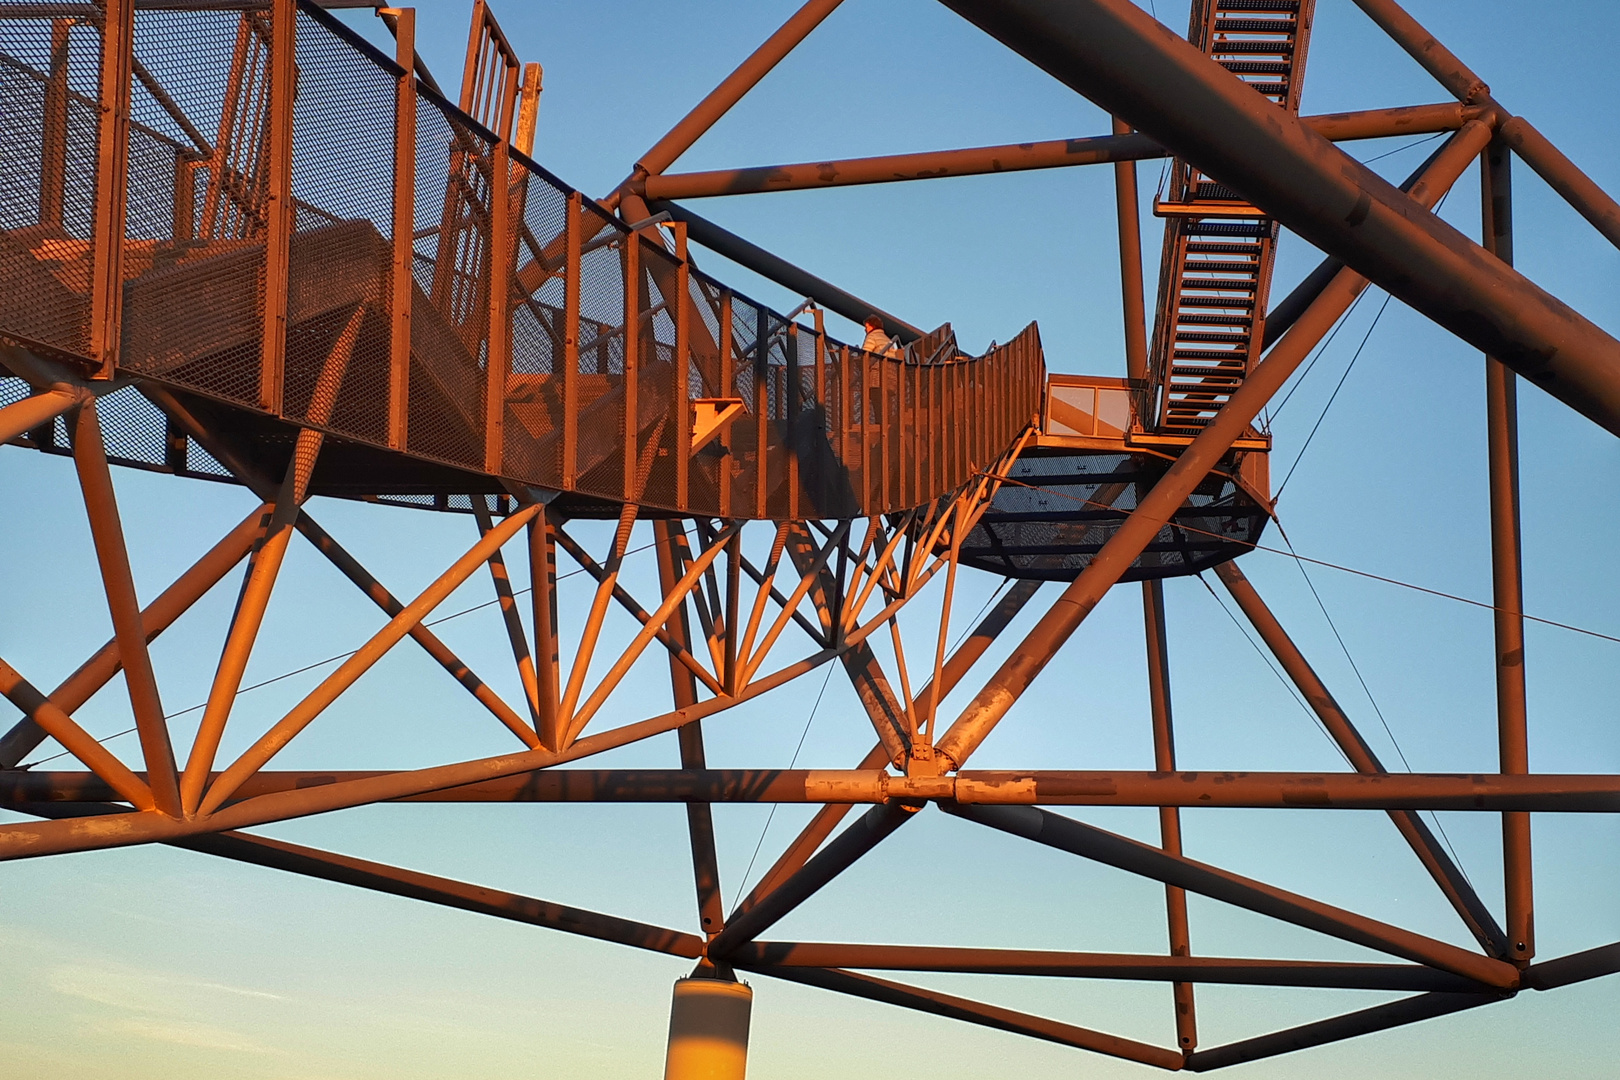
[484,130,512,474]
[622,228,641,501]
[718,288,733,518]
[1483,137,1532,964]
[388,7,416,451]
[562,191,581,488]
[786,322,800,520]
[879,352,891,511]
[838,342,852,497]
[481,67,519,476]
[258,0,296,410]
[1113,118,1150,395]
[754,306,768,519]
[88,0,134,379]
[907,364,918,507]
[674,222,692,510]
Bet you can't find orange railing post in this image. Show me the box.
[562,191,581,488]
[88,0,134,379]
[388,7,417,451]
[258,0,296,412]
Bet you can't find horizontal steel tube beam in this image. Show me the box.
[641,103,1478,200]
[647,199,924,342]
[937,0,1620,436]
[947,803,1518,987]
[732,941,1481,991]
[9,768,1619,810]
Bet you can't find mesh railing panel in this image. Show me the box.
[0,12,101,357]
[119,7,270,406]
[407,90,487,470]
[282,9,395,447]
[0,0,1047,521]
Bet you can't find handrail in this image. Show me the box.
[0,0,1046,519]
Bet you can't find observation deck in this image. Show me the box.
[0,0,1268,582]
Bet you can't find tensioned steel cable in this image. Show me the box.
[1261,130,1448,432]
[1196,571,1352,763]
[1262,286,1368,430]
[979,473,1620,647]
[1274,184,1453,497]
[1273,520,1480,887]
[18,537,662,769]
[731,660,835,910]
[1274,290,1394,499]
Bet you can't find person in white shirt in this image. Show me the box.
[862,315,898,356]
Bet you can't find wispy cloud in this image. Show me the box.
[48,962,284,1013]
[103,1015,279,1055]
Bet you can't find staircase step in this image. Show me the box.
[1216,0,1299,10]
[1184,222,1271,237]
[1177,313,1254,326]
[1185,242,1263,256]
[1179,296,1257,309]
[1185,262,1257,275]
[1213,18,1294,33]
[1194,182,1244,200]
[1176,331,1250,344]
[1219,60,1291,76]
[1172,350,1248,362]
[1212,39,1295,53]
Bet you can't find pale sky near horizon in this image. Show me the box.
[1,0,1618,1077]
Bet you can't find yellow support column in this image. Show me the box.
[663,977,752,1080]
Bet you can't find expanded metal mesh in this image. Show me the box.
[0,0,1047,521]
[119,7,271,406]
[0,12,100,357]
[958,449,1270,582]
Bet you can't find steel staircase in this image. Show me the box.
[1146,0,1316,433]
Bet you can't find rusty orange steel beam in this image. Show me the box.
[0,662,154,810]
[949,803,1518,988]
[640,103,1479,200]
[0,501,271,768]
[0,385,85,444]
[630,0,845,181]
[1214,560,1509,958]
[72,402,182,816]
[197,502,546,815]
[9,769,1619,811]
[0,637,860,862]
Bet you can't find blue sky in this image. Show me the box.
[1,0,1618,1076]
